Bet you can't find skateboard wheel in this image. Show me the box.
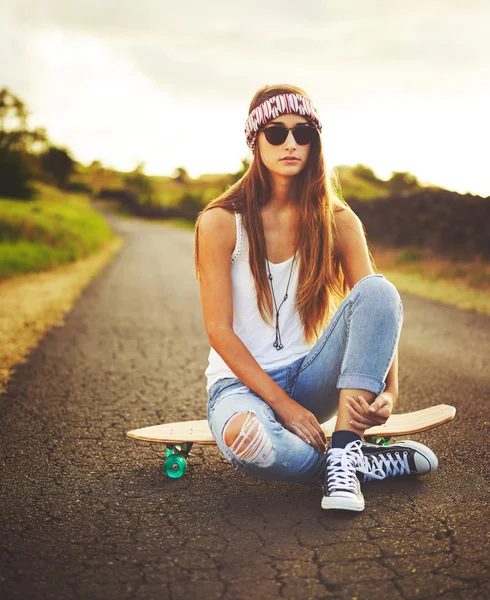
[164,454,187,478]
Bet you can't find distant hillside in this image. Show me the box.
[77,162,432,205]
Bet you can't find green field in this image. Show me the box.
[0,183,115,280]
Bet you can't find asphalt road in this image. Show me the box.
[1,207,489,600]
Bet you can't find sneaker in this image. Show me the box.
[357,440,439,483]
[321,439,365,511]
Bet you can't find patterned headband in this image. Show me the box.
[245,92,322,152]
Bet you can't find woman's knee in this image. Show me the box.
[222,411,276,468]
[355,274,401,307]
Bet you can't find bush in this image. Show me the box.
[178,192,204,218]
[66,181,92,194]
[40,146,76,189]
[0,147,36,199]
[395,249,422,265]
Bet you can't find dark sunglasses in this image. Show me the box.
[261,125,317,146]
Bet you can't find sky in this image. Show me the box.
[2,0,489,197]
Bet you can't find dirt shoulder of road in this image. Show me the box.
[370,243,489,316]
[0,235,124,396]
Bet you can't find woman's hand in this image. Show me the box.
[345,392,396,433]
[273,396,327,454]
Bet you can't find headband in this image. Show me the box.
[244,92,322,152]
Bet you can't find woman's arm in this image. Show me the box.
[197,208,294,408]
[333,207,376,291]
[334,209,399,403]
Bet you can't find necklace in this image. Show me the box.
[266,254,296,350]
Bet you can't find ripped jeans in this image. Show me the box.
[206,274,404,485]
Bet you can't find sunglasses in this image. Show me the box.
[261,125,317,146]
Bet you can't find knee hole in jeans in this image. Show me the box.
[222,412,276,468]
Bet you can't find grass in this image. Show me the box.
[0,183,115,280]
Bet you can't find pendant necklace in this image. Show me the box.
[266,253,296,350]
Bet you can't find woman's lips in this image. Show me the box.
[281,158,299,162]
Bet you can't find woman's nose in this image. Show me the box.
[284,130,297,148]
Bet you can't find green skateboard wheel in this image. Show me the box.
[164,454,187,478]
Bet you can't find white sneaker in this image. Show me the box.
[321,439,365,511]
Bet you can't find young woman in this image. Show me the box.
[194,84,438,512]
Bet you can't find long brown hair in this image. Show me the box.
[194,83,377,346]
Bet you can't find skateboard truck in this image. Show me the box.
[364,435,391,446]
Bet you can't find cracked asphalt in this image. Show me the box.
[1,207,489,600]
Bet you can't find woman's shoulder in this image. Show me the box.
[199,206,236,227]
[331,203,366,257]
[332,198,353,214]
[197,207,237,258]
[332,200,359,227]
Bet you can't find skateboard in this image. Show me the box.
[126,403,456,479]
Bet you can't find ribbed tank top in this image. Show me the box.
[204,212,311,393]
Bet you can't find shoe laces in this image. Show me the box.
[357,449,410,481]
[326,439,363,494]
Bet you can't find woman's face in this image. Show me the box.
[257,113,312,177]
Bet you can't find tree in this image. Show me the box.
[352,164,380,183]
[89,160,105,199]
[388,171,420,195]
[0,88,48,199]
[0,88,48,154]
[172,166,191,185]
[124,162,155,204]
[40,146,76,189]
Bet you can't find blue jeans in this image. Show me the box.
[206,274,404,485]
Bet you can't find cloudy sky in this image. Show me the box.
[2,0,489,196]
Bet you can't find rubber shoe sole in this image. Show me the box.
[321,493,365,511]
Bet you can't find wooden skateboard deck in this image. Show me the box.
[127,404,456,478]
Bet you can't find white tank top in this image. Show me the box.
[204,212,311,393]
